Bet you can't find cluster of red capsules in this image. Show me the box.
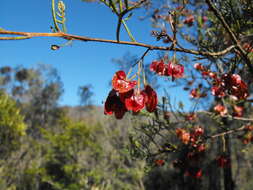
[190,88,207,98]
[173,126,206,178]
[104,70,158,119]
[214,104,244,117]
[183,15,195,26]
[150,60,184,79]
[104,58,185,119]
[194,63,249,100]
[214,104,228,116]
[176,126,205,151]
[243,43,253,53]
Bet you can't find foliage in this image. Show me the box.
[0,90,146,190]
[78,84,94,106]
[0,91,26,157]
[0,64,64,137]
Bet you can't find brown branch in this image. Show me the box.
[210,126,245,139]
[0,30,235,57]
[116,14,123,42]
[205,0,253,74]
[199,110,253,122]
[0,36,31,40]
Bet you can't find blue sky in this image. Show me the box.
[1,0,194,111]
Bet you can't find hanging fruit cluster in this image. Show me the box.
[150,59,184,79]
[194,63,249,100]
[104,51,186,119]
[172,126,206,178]
[104,70,158,119]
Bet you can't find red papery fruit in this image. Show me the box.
[230,80,249,100]
[197,144,206,152]
[104,89,117,115]
[176,128,190,144]
[195,68,249,100]
[216,155,231,168]
[119,89,134,103]
[233,105,244,117]
[223,74,242,89]
[190,89,201,98]
[195,169,203,178]
[208,72,217,79]
[156,62,167,75]
[230,74,242,84]
[185,113,196,121]
[112,70,137,93]
[125,91,145,112]
[211,86,226,97]
[201,71,210,78]
[167,62,184,79]
[183,15,195,26]
[194,63,204,71]
[150,60,167,75]
[104,89,127,119]
[150,60,159,72]
[214,104,227,116]
[141,85,158,112]
[220,74,249,100]
[150,60,184,79]
[185,169,202,179]
[181,133,191,144]
[155,159,165,166]
[114,102,127,119]
[193,126,204,136]
[243,43,253,53]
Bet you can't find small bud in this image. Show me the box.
[51,45,60,50]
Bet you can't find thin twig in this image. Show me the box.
[198,110,253,122]
[122,19,136,42]
[209,126,245,139]
[131,48,150,67]
[116,15,123,41]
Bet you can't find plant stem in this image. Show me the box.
[122,19,136,42]
[51,0,61,32]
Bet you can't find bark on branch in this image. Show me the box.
[0,30,236,57]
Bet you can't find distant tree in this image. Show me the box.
[78,84,94,107]
[0,64,64,137]
[0,91,26,158]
